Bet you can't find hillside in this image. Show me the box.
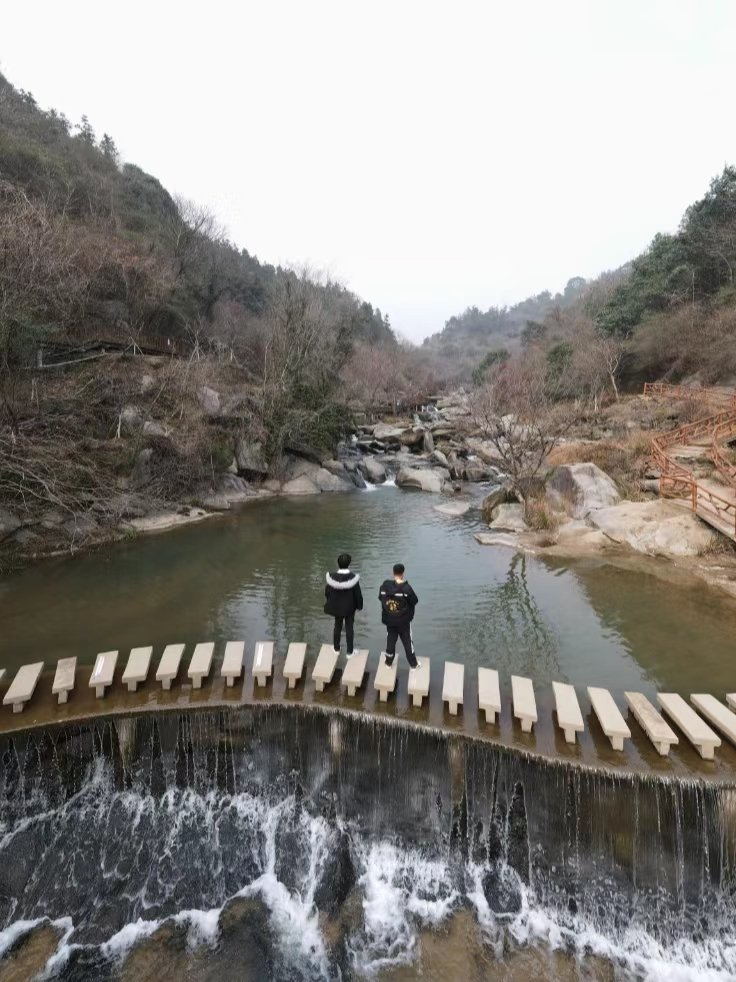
[0,72,407,569]
[431,166,736,390]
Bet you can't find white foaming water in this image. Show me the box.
[3,773,735,982]
[348,841,459,976]
[238,795,333,980]
[465,861,736,982]
[362,476,397,492]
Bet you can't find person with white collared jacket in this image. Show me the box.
[378,563,421,670]
[324,553,363,657]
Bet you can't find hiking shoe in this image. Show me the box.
[411,659,422,671]
[346,650,354,658]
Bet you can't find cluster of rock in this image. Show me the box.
[354,393,503,494]
[476,461,720,561]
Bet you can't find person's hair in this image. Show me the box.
[393,563,405,576]
[337,553,352,569]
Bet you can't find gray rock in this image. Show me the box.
[131,448,154,486]
[546,462,620,518]
[263,478,282,493]
[373,423,409,443]
[430,449,449,469]
[359,457,387,484]
[314,468,352,492]
[482,484,517,519]
[0,508,22,540]
[433,500,472,517]
[587,500,718,557]
[63,514,98,538]
[489,503,529,533]
[282,475,321,495]
[139,374,155,393]
[400,427,425,448]
[423,429,435,453]
[396,466,447,494]
[198,386,221,416]
[120,405,144,433]
[236,439,268,475]
[321,459,346,476]
[142,420,170,439]
[464,464,491,483]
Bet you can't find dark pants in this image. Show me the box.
[333,615,354,653]
[385,623,417,668]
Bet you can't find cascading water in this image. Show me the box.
[0,706,734,980]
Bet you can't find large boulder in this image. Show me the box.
[314,468,352,492]
[396,466,447,494]
[197,385,221,416]
[359,457,387,484]
[282,475,321,495]
[489,503,529,533]
[481,484,517,520]
[130,448,154,486]
[587,500,719,558]
[236,439,268,475]
[399,426,425,448]
[0,508,22,541]
[373,423,409,443]
[546,462,620,518]
[434,500,472,517]
[430,449,450,469]
[423,429,435,453]
[120,404,144,434]
[142,420,170,439]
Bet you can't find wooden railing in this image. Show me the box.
[644,382,736,540]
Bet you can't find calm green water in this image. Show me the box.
[0,484,734,698]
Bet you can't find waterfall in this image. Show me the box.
[0,706,734,980]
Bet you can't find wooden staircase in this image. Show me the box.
[644,382,736,542]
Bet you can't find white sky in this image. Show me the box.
[3,0,735,341]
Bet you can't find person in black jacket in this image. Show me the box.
[324,553,363,657]
[378,563,421,670]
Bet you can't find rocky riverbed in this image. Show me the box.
[4,384,736,602]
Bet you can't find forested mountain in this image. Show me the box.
[422,277,589,379]
[0,71,395,374]
[432,166,736,389]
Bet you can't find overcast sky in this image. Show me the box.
[3,1,735,341]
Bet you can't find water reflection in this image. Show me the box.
[1,487,735,697]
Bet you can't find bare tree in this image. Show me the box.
[468,357,575,511]
[0,183,102,430]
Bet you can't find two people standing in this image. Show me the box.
[324,555,421,669]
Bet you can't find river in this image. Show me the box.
[1,483,735,697]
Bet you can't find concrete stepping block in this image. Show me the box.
[511,675,537,732]
[478,667,500,724]
[374,653,398,702]
[312,644,338,692]
[552,682,584,744]
[341,649,369,697]
[727,693,736,712]
[53,657,77,704]
[408,658,430,707]
[156,644,186,689]
[188,642,215,689]
[283,643,307,689]
[252,641,274,687]
[691,694,736,747]
[221,641,245,686]
[0,669,5,686]
[3,662,44,713]
[122,646,153,692]
[89,651,118,698]
[588,686,630,750]
[624,691,679,756]
[657,692,721,760]
[442,661,464,715]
